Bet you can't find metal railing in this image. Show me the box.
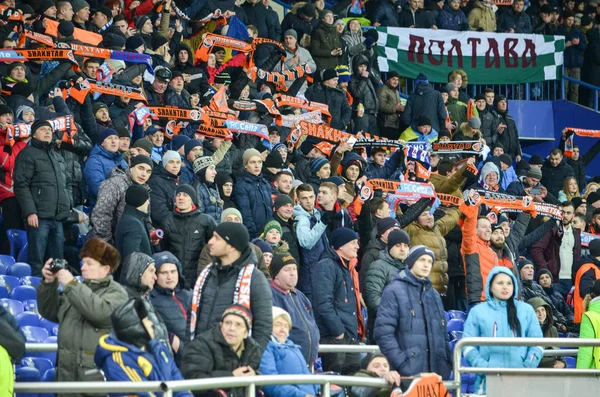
[563,75,600,112]
[453,337,600,397]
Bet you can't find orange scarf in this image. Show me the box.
[337,253,365,341]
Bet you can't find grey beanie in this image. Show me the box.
[15,105,34,120]
[284,29,297,39]
[161,150,180,170]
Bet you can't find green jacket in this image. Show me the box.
[446,97,468,126]
[37,276,129,392]
[577,297,600,368]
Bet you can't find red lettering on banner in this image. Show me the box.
[427,40,444,66]
[408,35,426,63]
[467,38,481,68]
[448,39,464,68]
[504,38,519,67]
[485,39,500,68]
[522,39,537,67]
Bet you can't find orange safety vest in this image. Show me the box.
[574,263,600,323]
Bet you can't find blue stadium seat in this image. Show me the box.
[449,339,457,352]
[565,356,576,368]
[444,311,450,324]
[0,274,21,293]
[20,357,54,380]
[42,367,55,382]
[16,312,40,328]
[10,285,37,302]
[39,318,59,336]
[0,285,8,299]
[0,263,5,276]
[21,326,49,343]
[17,243,28,263]
[35,336,57,364]
[15,366,41,397]
[23,299,38,313]
[0,254,15,268]
[21,276,42,288]
[447,319,465,333]
[0,298,23,316]
[7,229,27,259]
[8,262,31,278]
[447,310,467,321]
[449,331,463,341]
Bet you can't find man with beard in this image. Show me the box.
[474,93,496,147]
[532,201,582,296]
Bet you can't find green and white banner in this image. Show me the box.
[376,27,565,84]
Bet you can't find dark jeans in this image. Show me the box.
[28,220,64,277]
[0,197,23,255]
[554,279,573,297]
[320,334,361,375]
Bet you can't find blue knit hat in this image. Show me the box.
[252,238,273,254]
[171,135,190,151]
[336,65,351,83]
[330,228,359,250]
[405,245,435,268]
[310,157,329,174]
[99,128,118,143]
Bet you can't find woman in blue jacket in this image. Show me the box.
[463,266,543,393]
[259,307,319,397]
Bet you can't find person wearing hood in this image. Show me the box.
[305,69,352,131]
[150,251,192,358]
[572,239,600,324]
[349,54,379,135]
[234,149,274,239]
[399,114,439,143]
[115,185,154,262]
[310,9,343,70]
[163,184,216,289]
[462,267,543,393]
[364,230,410,341]
[540,148,576,198]
[38,238,129,388]
[182,304,263,397]
[527,297,567,368]
[437,0,469,30]
[468,0,497,32]
[192,156,223,222]
[259,306,320,397]
[538,269,575,328]
[148,151,181,230]
[377,71,404,140]
[94,298,193,397]
[374,245,452,379]
[188,222,273,352]
[576,279,600,368]
[473,161,504,192]
[13,120,73,276]
[216,172,237,210]
[491,95,522,162]
[313,228,364,374]
[341,19,366,67]
[173,44,210,95]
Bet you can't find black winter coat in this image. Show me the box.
[163,208,216,289]
[273,213,300,263]
[349,54,379,114]
[114,205,153,262]
[491,105,522,160]
[540,158,575,198]
[401,82,446,132]
[559,136,600,190]
[143,83,188,107]
[310,20,343,71]
[0,305,25,362]
[148,167,179,230]
[242,2,280,39]
[373,0,400,27]
[13,138,72,220]
[150,285,192,342]
[187,247,273,351]
[305,83,352,131]
[498,9,532,33]
[182,327,263,397]
[281,11,314,40]
[233,170,274,239]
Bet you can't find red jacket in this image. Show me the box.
[0,129,27,202]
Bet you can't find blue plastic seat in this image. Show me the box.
[8,262,31,277]
[447,318,465,333]
[565,356,576,368]
[0,274,21,293]
[21,326,49,343]
[10,285,37,302]
[21,276,42,288]
[0,254,15,268]
[444,311,450,324]
[447,310,467,321]
[0,298,24,316]
[7,229,27,259]
[15,366,41,397]
[16,312,40,328]
[23,299,38,313]
[42,367,56,382]
[450,331,464,341]
[0,285,8,299]
[17,243,28,263]
[20,357,54,379]
[35,336,57,364]
[40,317,59,336]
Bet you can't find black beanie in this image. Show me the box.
[387,229,410,251]
[330,228,358,250]
[537,268,553,283]
[405,245,435,269]
[590,239,600,257]
[11,81,35,98]
[151,34,169,51]
[274,194,293,211]
[0,105,13,117]
[270,253,296,279]
[417,114,432,127]
[377,217,399,237]
[125,185,149,208]
[518,259,534,271]
[31,120,52,136]
[58,20,74,37]
[126,35,145,51]
[175,184,199,206]
[214,223,250,253]
[130,154,153,170]
[264,149,284,169]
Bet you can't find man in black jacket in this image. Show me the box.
[0,305,25,394]
[243,0,280,39]
[401,73,446,132]
[492,95,522,162]
[163,184,216,288]
[14,120,73,276]
[305,69,352,131]
[187,222,273,352]
[115,185,153,262]
[148,150,181,230]
[559,130,600,190]
[272,194,300,263]
[541,148,576,198]
[349,55,379,135]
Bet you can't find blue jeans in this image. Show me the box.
[554,279,573,298]
[28,220,64,277]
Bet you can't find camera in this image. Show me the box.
[49,259,69,274]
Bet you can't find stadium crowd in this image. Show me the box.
[1,0,600,395]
